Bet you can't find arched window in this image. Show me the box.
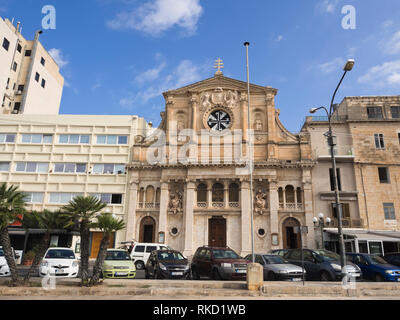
[197,183,207,202]
[212,183,224,202]
[138,188,144,207]
[285,185,295,203]
[155,188,161,204]
[145,186,155,204]
[229,183,239,202]
[278,187,284,203]
[296,187,302,204]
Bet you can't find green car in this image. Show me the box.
[102,249,136,279]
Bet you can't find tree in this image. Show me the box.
[0,183,26,285]
[90,213,126,286]
[22,210,70,282]
[62,196,106,286]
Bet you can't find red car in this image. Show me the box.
[190,246,249,280]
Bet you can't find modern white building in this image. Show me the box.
[0,114,150,258]
[0,17,64,115]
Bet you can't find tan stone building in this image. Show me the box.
[303,96,400,255]
[0,17,64,115]
[126,70,316,257]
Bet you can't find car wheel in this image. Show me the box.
[320,271,332,281]
[212,269,221,281]
[191,268,200,280]
[267,272,276,281]
[375,274,384,282]
[135,260,144,270]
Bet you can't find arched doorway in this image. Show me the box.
[282,217,301,249]
[139,216,156,243]
[208,217,226,247]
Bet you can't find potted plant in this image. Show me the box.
[23,250,36,266]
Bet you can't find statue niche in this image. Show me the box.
[254,189,268,215]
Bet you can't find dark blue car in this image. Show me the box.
[346,253,400,282]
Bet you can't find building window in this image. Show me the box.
[197,183,207,202]
[25,50,31,57]
[331,203,350,219]
[12,62,17,72]
[17,43,22,53]
[2,38,10,51]
[378,167,390,184]
[391,106,400,119]
[96,135,128,145]
[91,193,123,204]
[40,57,45,66]
[0,162,10,172]
[23,192,44,203]
[49,193,83,204]
[13,102,21,113]
[41,78,46,88]
[54,163,87,174]
[383,203,396,220]
[16,162,49,173]
[212,183,224,202]
[21,134,53,144]
[329,168,342,191]
[229,183,239,202]
[35,72,40,82]
[398,133,400,144]
[17,85,24,92]
[367,107,383,119]
[59,134,90,144]
[374,134,385,149]
[92,163,126,174]
[0,133,16,143]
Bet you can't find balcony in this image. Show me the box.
[196,202,240,209]
[138,202,160,209]
[329,218,364,228]
[279,203,304,211]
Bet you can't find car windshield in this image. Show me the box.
[105,251,130,261]
[212,249,240,259]
[264,255,287,264]
[45,249,75,259]
[0,248,4,256]
[157,251,185,261]
[369,255,388,265]
[313,250,340,262]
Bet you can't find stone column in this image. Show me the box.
[240,179,252,256]
[183,180,195,256]
[240,93,248,141]
[125,180,138,241]
[302,178,315,249]
[191,94,198,132]
[207,182,213,208]
[158,181,169,244]
[224,181,229,208]
[269,180,279,249]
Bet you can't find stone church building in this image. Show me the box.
[125,69,316,257]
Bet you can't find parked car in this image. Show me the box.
[145,249,190,279]
[191,246,249,280]
[283,249,361,281]
[0,246,20,277]
[244,253,305,281]
[268,249,289,257]
[382,253,400,268]
[102,249,136,279]
[346,253,400,282]
[39,247,79,278]
[128,242,171,270]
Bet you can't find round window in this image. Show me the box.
[258,228,265,236]
[171,227,178,235]
[207,109,231,131]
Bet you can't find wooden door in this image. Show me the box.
[90,232,115,259]
[208,217,226,247]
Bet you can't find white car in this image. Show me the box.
[123,242,171,270]
[39,247,79,278]
[0,246,20,277]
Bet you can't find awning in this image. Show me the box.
[324,229,400,242]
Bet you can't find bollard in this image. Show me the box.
[246,263,263,291]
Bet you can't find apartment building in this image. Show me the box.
[0,17,64,115]
[0,114,149,258]
[302,96,400,255]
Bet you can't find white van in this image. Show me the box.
[124,242,171,270]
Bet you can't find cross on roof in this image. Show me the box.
[214,58,224,75]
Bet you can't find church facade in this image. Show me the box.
[125,70,316,257]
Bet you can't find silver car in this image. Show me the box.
[245,254,306,281]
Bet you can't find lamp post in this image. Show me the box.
[309,59,354,275]
[313,213,331,249]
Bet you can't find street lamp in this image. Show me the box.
[313,213,331,249]
[309,58,355,275]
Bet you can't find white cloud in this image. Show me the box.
[275,35,283,42]
[91,80,102,91]
[316,0,339,14]
[48,48,69,69]
[135,62,166,85]
[383,30,400,55]
[358,60,400,87]
[318,57,344,74]
[107,0,203,36]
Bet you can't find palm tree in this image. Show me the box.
[0,183,26,285]
[90,213,126,285]
[22,210,70,282]
[62,196,106,286]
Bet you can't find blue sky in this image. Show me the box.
[2,0,400,132]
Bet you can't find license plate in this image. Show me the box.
[115,272,128,276]
[171,272,183,276]
[55,269,64,273]
[236,269,247,274]
[292,277,302,281]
